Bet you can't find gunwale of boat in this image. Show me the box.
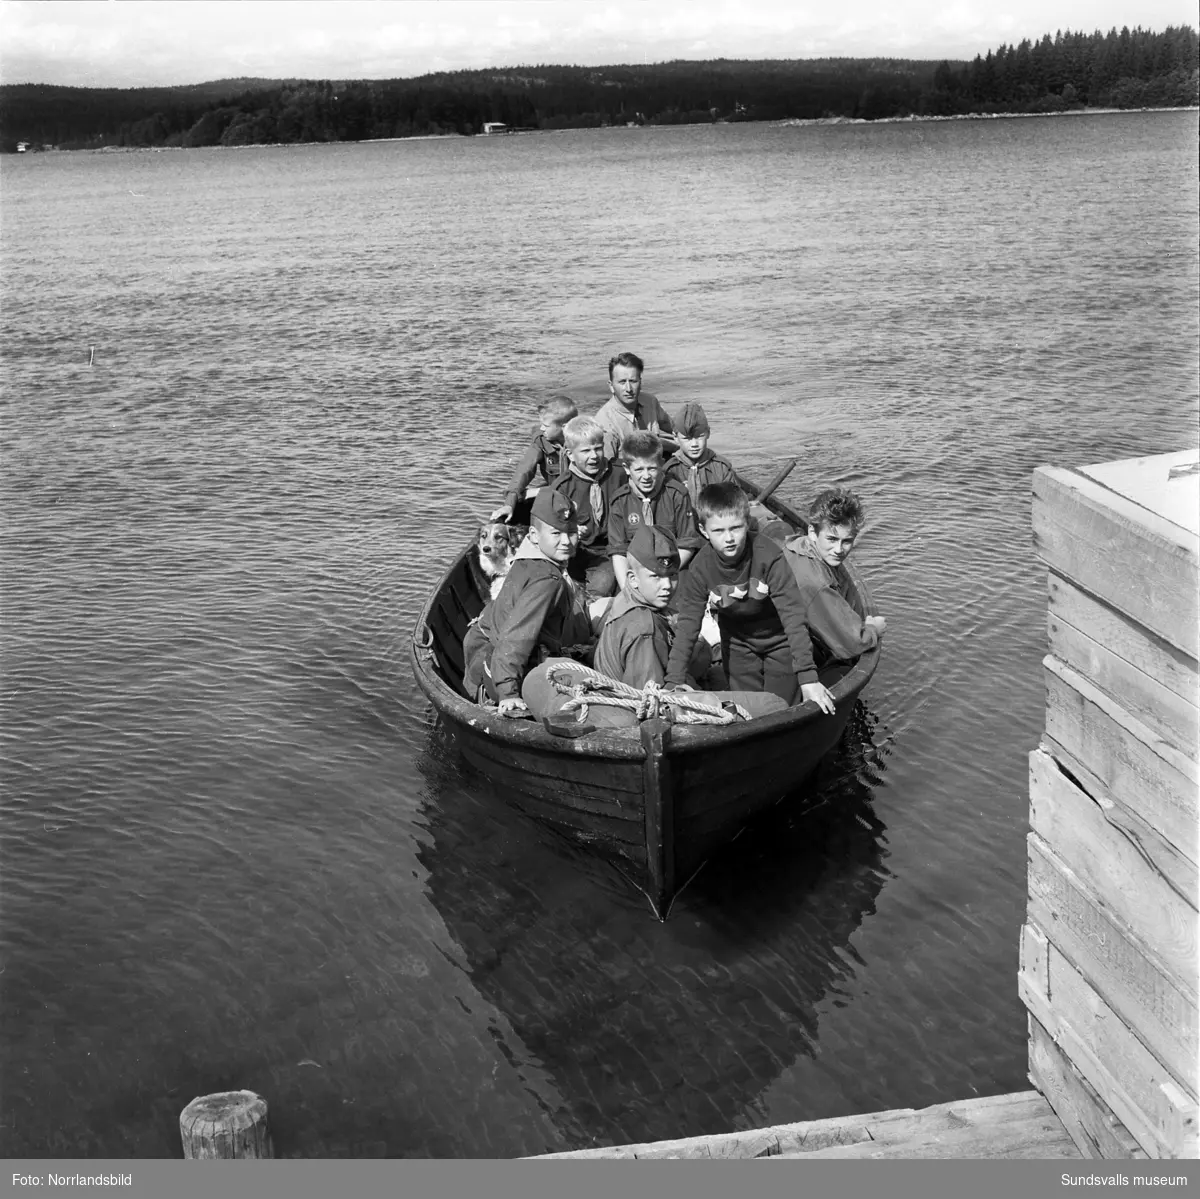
[410,475,880,758]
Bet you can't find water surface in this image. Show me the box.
[1,111,1197,1156]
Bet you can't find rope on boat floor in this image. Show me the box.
[545,661,750,725]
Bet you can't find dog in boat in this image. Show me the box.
[471,520,529,600]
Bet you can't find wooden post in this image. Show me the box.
[180,1090,274,1159]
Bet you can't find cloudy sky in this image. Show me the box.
[1,0,1194,88]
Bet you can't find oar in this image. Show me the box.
[753,457,797,504]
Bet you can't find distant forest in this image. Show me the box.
[1,25,1196,152]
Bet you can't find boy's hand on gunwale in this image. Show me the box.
[800,682,836,715]
[498,698,530,717]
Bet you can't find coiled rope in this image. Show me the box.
[545,661,750,726]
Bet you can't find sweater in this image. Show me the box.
[664,533,818,687]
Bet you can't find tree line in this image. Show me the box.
[1,25,1195,153]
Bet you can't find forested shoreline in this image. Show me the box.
[2,25,1195,152]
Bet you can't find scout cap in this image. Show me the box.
[675,402,710,437]
[627,524,681,576]
[530,488,578,532]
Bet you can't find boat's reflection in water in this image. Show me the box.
[415,700,893,1150]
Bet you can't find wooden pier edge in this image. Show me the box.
[529,1092,1081,1159]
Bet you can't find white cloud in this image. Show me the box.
[0,0,1195,87]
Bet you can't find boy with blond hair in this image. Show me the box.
[549,414,626,600]
[665,482,835,711]
[490,394,578,523]
[607,429,701,589]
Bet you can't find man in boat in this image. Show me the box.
[592,351,676,462]
[461,488,593,717]
[664,482,836,712]
[783,488,886,664]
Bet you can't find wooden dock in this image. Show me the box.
[534,1091,1081,1159]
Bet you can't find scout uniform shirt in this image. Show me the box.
[664,533,818,688]
[664,447,738,509]
[550,459,625,552]
[606,475,702,559]
[594,587,674,687]
[501,430,567,509]
[782,534,876,664]
[593,394,675,461]
[464,537,592,700]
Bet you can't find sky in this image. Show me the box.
[1,0,1195,89]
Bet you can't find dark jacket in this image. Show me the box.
[464,542,592,700]
[665,533,818,687]
[606,476,702,558]
[550,461,625,551]
[502,431,567,507]
[664,448,737,509]
[594,589,673,686]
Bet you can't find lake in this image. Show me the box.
[1,111,1196,1157]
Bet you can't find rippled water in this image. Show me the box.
[1,112,1197,1157]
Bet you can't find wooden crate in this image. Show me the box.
[1020,923,1199,1159]
[1032,459,1199,661]
[1028,453,1199,1159]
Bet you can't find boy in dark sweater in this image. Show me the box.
[607,430,701,589]
[490,394,578,523]
[664,482,836,711]
[549,414,626,601]
[783,487,886,665]
[462,488,593,717]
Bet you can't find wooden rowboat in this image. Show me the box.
[410,474,881,919]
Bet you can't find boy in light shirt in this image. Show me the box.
[784,487,886,665]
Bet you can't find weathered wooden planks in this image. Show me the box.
[1047,573,1199,755]
[531,1092,1081,1159]
[1026,832,1197,1094]
[1042,658,1198,863]
[1027,452,1200,1162]
[1032,464,1199,660]
[1027,748,1197,990]
[1027,1016,1147,1159]
[1020,924,1198,1159]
